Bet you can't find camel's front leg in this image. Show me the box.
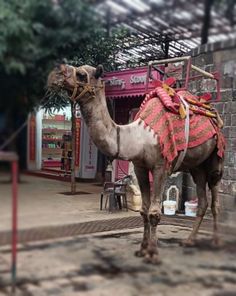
[134,166,151,257]
[145,166,167,264]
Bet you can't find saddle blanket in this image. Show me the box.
[135,97,225,167]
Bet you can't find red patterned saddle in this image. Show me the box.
[135,84,225,168]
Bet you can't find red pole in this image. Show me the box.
[184,58,192,90]
[11,160,18,294]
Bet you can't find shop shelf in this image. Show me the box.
[42,118,71,123]
[42,138,63,141]
[42,148,62,154]
[42,160,61,167]
[42,128,71,133]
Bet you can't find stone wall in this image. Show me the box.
[185,39,236,222]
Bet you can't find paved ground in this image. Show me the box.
[0,226,236,296]
[0,173,236,296]
[0,173,138,232]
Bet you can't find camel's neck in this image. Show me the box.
[79,87,119,158]
[78,87,144,160]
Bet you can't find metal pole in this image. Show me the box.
[11,160,18,294]
[191,64,215,79]
[71,101,76,194]
[148,56,191,66]
[184,58,192,89]
[216,74,221,101]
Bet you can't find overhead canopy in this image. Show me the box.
[104,66,163,98]
[91,0,236,68]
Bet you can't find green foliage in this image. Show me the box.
[68,28,128,71]
[42,88,70,114]
[0,0,125,113]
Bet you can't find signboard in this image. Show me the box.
[75,118,81,167]
[104,66,163,98]
[29,115,36,161]
[79,120,97,179]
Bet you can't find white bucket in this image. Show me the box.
[185,201,198,217]
[163,200,176,215]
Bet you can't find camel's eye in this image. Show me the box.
[76,72,87,82]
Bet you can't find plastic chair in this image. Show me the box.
[100,182,114,210]
[100,182,128,211]
[114,183,128,211]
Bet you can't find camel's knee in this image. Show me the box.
[148,211,161,226]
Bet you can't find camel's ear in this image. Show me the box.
[60,64,67,73]
[95,65,104,79]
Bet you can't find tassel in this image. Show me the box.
[179,103,186,119]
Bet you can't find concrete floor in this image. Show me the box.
[0,226,236,296]
[0,173,138,232]
[0,173,235,296]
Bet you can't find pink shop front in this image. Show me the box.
[104,66,161,181]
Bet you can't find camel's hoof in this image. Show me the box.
[134,249,146,257]
[143,253,161,265]
[181,239,196,248]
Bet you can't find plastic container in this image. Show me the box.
[163,200,177,215]
[184,201,198,217]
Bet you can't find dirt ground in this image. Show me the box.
[0,225,235,296]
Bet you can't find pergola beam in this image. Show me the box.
[91,0,235,66]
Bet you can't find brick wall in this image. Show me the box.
[185,39,236,223]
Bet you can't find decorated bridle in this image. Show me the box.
[64,66,104,102]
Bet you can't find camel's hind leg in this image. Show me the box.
[134,166,151,257]
[208,153,223,247]
[210,185,221,246]
[183,167,208,246]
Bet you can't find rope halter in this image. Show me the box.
[68,66,104,102]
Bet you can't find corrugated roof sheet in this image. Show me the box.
[91,0,236,68]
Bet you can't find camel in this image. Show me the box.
[48,64,224,264]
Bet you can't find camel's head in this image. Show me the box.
[47,64,104,101]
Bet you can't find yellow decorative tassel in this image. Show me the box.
[179,103,186,119]
[163,83,175,96]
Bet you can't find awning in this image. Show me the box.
[104,66,162,99]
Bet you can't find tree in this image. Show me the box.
[0,0,94,176]
[0,0,108,112]
[0,0,126,191]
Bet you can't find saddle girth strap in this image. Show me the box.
[172,96,190,172]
